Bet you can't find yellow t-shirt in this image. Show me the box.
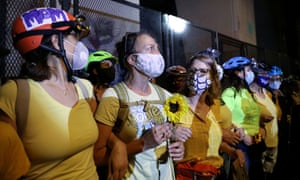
[95,82,175,180]
[253,89,278,147]
[211,99,233,129]
[177,108,223,168]
[0,121,30,179]
[0,79,98,179]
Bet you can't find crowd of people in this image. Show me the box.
[0,6,299,180]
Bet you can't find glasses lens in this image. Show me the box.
[191,68,209,74]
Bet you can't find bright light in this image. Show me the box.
[167,15,187,33]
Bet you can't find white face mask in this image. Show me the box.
[134,53,165,78]
[245,71,255,85]
[187,72,211,95]
[65,40,89,70]
[269,80,281,90]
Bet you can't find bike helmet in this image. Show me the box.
[166,65,187,76]
[269,66,283,76]
[86,50,117,70]
[12,7,89,55]
[252,62,270,74]
[222,56,251,70]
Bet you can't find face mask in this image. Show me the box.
[97,67,116,85]
[257,76,269,87]
[216,64,223,80]
[187,72,211,95]
[134,53,165,78]
[269,80,281,90]
[245,71,255,85]
[65,40,89,70]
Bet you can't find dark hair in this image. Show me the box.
[18,35,53,81]
[116,32,137,70]
[221,67,249,95]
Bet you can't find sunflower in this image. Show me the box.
[164,93,189,124]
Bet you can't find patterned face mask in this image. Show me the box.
[256,75,269,87]
[187,71,211,95]
[134,53,165,78]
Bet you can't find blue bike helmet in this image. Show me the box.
[269,66,283,76]
[222,56,251,70]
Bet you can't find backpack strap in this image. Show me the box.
[74,77,97,114]
[14,79,30,137]
[73,76,89,99]
[112,82,129,107]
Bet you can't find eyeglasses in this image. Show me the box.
[190,68,210,74]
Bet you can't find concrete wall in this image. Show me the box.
[175,0,256,45]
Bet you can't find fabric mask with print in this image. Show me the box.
[187,72,211,95]
[269,80,281,90]
[256,75,269,88]
[65,40,89,70]
[134,53,165,78]
[245,71,255,85]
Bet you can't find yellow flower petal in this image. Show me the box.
[164,93,189,124]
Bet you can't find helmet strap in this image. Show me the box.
[40,32,74,82]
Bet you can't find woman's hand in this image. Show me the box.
[142,123,172,150]
[222,127,241,146]
[172,126,192,142]
[168,141,184,161]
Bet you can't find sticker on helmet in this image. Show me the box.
[21,8,69,31]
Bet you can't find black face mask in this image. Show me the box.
[96,67,116,85]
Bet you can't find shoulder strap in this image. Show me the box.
[74,77,97,113]
[74,77,89,99]
[15,79,30,137]
[112,82,129,107]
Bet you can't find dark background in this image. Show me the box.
[140,0,300,62]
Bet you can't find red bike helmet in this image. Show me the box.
[12,7,89,55]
